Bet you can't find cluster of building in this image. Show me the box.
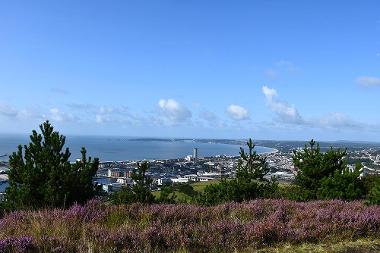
[95,148,300,193]
[348,148,380,176]
[263,151,296,181]
[95,148,239,193]
[2,145,380,196]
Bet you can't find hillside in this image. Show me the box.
[1,199,380,252]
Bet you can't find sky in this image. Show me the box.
[0,1,380,141]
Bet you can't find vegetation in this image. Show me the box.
[110,161,155,204]
[318,163,365,200]
[196,139,277,205]
[4,122,380,252]
[152,181,216,203]
[156,185,177,204]
[4,121,99,211]
[1,199,380,252]
[293,139,364,201]
[257,239,380,253]
[367,180,380,205]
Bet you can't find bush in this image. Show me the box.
[317,164,365,200]
[364,176,380,205]
[363,175,380,194]
[198,179,277,205]
[156,186,176,204]
[176,184,197,197]
[274,184,313,201]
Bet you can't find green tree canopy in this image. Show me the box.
[5,121,99,210]
[110,161,155,204]
[236,138,270,182]
[293,139,354,200]
[198,138,277,205]
[318,163,364,200]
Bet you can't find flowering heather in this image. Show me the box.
[1,199,380,252]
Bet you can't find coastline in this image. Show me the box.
[261,148,279,155]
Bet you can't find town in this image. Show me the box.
[1,142,380,197]
[93,145,380,194]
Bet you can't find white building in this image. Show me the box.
[116,177,133,186]
[102,182,124,193]
[198,177,214,182]
[184,174,199,182]
[156,178,172,186]
[185,155,192,162]
[171,177,189,184]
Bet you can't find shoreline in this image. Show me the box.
[97,146,278,163]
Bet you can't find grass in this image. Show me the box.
[153,179,220,202]
[255,238,380,253]
[191,179,220,192]
[155,180,295,203]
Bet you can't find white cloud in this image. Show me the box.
[262,86,278,99]
[356,76,380,87]
[319,113,362,130]
[0,103,19,118]
[66,104,141,125]
[49,108,76,122]
[0,103,43,120]
[95,114,104,123]
[95,106,142,125]
[158,99,192,124]
[226,104,249,120]
[261,86,368,130]
[99,106,114,114]
[262,86,304,124]
[199,110,218,122]
[198,109,228,128]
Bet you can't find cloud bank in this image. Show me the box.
[261,86,369,131]
[158,99,192,124]
[226,104,249,120]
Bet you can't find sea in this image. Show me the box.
[0,135,273,162]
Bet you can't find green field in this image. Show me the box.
[153,179,220,202]
[153,180,296,203]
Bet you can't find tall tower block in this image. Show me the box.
[193,148,198,161]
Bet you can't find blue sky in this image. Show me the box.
[0,1,380,141]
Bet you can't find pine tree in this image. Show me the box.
[198,138,277,205]
[293,139,349,199]
[364,175,380,205]
[110,161,155,204]
[236,138,269,182]
[5,121,99,210]
[318,163,364,200]
[130,161,155,203]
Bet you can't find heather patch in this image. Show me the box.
[1,199,380,252]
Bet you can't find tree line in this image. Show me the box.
[3,121,380,212]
